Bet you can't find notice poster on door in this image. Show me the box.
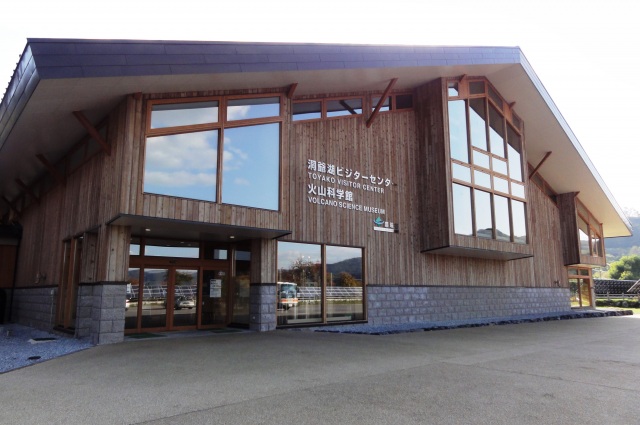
[210,279,222,298]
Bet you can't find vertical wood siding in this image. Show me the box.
[15,86,568,290]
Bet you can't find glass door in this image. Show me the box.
[201,269,229,327]
[171,269,198,328]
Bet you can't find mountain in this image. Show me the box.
[605,216,640,261]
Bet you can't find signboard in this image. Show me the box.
[306,158,398,233]
[210,279,222,298]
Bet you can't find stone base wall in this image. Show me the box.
[77,282,126,345]
[11,286,57,330]
[367,286,571,325]
[250,283,276,332]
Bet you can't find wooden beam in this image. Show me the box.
[366,78,398,128]
[509,101,516,108]
[15,179,39,204]
[529,151,552,179]
[73,111,110,155]
[287,83,298,99]
[1,196,20,217]
[36,154,65,185]
[133,92,142,101]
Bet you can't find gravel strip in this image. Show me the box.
[0,324,93,374]
[310,310,633,335]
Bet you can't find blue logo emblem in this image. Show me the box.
[373,217,384,226]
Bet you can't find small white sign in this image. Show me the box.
[210,279,222,298]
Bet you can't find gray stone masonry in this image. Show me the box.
[11,286,57,331]
[86,283,126,345]
[367,286,571,325]
[250,284,276,332]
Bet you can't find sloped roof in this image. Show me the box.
[0,39,632,236]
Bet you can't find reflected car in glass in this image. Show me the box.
[164,296,196,310]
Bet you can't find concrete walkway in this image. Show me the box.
[1,316,639,424]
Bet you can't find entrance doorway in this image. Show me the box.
[126,238,251,333]
[568,267,593,308]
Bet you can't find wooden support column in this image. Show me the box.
[36,154,65,185]
[367,78,398,128]
[15,179,39,204]
[73,111,111,155]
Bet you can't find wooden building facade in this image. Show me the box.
[0,40,631,343]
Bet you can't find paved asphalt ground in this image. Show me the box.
[1,316,639,425]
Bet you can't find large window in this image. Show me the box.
[447,78,527,244]
[576,199,604,258]
[144,95,282,210]
[276,241,364,326]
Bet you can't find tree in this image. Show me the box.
[608,255,640,280]
[336,272,360,287]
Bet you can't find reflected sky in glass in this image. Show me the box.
[144,131,218,201]
[494,195,511,241]
[448,100,469,163]
[277,242,321,270]
[475,189,493,239]
[222,123,279,210]
[151,101,218,128]
[453,184,473,236]
[469,98,487,150]
[227,97,280,121]
[512,200,527,244]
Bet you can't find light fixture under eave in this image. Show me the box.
[229,235,235,239]
[145,228,151,232]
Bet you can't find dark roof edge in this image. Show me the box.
[0,44,41,153]
[517,50,632,234]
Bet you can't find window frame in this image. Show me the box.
[292,95,364,123]
[447,77,528,245]
[143,93,284,210]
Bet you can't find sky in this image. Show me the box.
[1,0,639,217]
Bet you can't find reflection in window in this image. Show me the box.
[327,98,363,117]
[489,105,505,158]
[576,199,604,258]
[469,98,487,150]
[447,78,527,245]
[578,215,590,256]
[144,239,200,258]
[448,100,469,163]
[172,270,198,328]
[293,101,322,121]
[227,97,280,121]
[474,170,491,189]
[277,242,322,326]
[494,195,511,242]
[475,190,493,239]
[453,184,473,236]
[507,127,523,181]
[372,96,391,112]
[512,200,527,244]
[141,268,168,329]
[493,176,509,194]
[326,246,364,321]
[452,163,471,183]
[473,151,490,169]
[144,131,218,201]
[222,123,280,210]
[125,268,140,330]
[276,242,364,326]
[150,101,218,129]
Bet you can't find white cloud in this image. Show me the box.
[233,177,251,186]
[144,170,216,187]
[146,132,217,171]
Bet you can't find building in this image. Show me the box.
[0,39,632,344]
